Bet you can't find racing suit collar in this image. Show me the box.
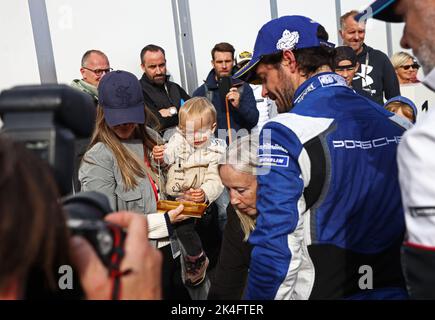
[293,72,348,106]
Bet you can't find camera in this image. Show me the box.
[0,84,96,195]
[0,84,124,269]
[63,191,126,269]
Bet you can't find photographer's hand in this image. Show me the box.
[70,211,163,300]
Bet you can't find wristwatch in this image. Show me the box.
[169,106,177,115]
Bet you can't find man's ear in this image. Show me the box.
[140,63,146,72]
[80,67,86,79]
[339,28,344,39]
[282,50,297,72]
[354,62,360,72]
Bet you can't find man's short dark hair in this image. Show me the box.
[259,25,334,77]
[140,44,165,64]
[81,50,108,67]
[211,42,235,60]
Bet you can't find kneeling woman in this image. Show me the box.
[208,135,258,299]
[79,70,189,299]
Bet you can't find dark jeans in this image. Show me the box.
[159,244,191,300]
[175,218,203,257]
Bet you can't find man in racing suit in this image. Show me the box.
[234,15,411,299]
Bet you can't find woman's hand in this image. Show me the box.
[167,204,188,223]
[152,145,166,163]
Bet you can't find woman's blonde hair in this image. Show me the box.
[84,106,157,190]
[178,97,217,131]
[220,135,258,241]
[391,51,414,69]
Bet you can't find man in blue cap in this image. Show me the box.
[234,15,411,299]
[356,0,435,299]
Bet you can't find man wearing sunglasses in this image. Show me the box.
[71,50,112,105]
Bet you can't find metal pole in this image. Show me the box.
[171,0,187,90]
[176,0,198,95]
[335,0,342,45]
[270,0,278,19]
[27,0,57,84]
[386,23,393,57]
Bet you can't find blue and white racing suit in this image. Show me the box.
[246,72,411,300]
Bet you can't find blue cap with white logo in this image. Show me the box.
[234,15,334,82]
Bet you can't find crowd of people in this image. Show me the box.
[1,0,434,300]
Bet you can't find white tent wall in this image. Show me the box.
[0,0,409,93]
[189,0,272,84]
[0,0,41,91]
[276,0,339,46]
[45,0,182,88]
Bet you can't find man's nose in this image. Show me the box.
[261,85,269,98]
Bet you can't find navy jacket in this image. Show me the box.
[352,44,400,105]
[193,70,258,139]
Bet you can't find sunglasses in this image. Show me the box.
[400,64,420,70]
[335,64,356,72]
[82,67,113,76]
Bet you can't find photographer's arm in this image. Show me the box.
[70,211,162,300]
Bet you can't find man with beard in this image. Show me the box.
[234,15,411,299]
[340,10,400,105]
[356,0,435,299]
[193,42,258,143]
[139,44,190,139]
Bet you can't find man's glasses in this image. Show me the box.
[400,63,420,70]
[82,67,113,76]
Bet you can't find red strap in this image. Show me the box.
[144,156,159,202]
[404,241,435,252]
[108,225,123,300]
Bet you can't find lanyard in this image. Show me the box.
[364,52,370,87]
[144,156,159,202]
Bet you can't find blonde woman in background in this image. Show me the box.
[208,135,258,300]
[391,51,420,84]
